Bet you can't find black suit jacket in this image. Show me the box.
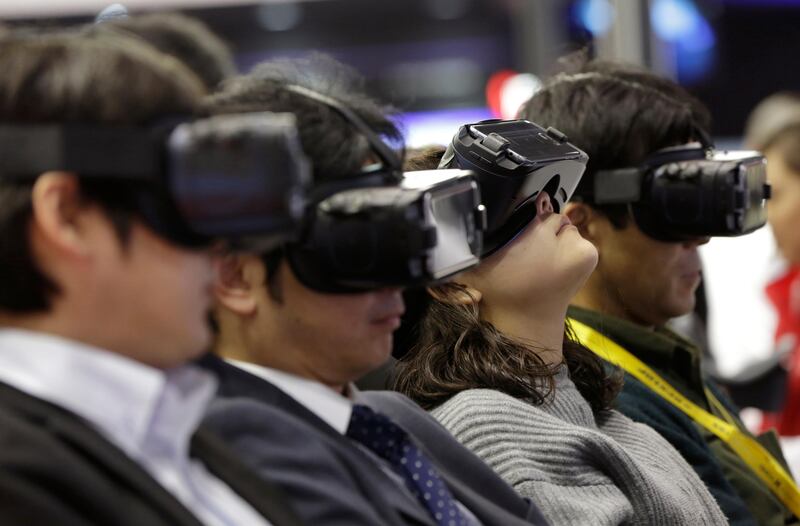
[0,380,303,526]
[202,356,549,526]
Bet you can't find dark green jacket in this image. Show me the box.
[569,305,798,526]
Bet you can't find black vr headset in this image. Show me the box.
[439,119,588,256]
[283,85,486,293]
[589,139,771,241]
[0,112,310,252]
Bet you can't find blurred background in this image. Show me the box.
[2,0,798,418]
[6,0,800,143]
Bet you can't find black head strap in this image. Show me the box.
[0,124,159,180]
[283,84,402,177]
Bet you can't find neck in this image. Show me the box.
[571,273,655,329]
[215,311,347,395]
[0,306,118,356]
[481,299,567,365]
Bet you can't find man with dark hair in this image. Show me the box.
[520,59,797,525]
[202,55,548,526]
[0,31,300,525]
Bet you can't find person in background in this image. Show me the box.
[202,55,549,526]
[745,93,800,441]
[521,56,795,524]
[0,30,301,525]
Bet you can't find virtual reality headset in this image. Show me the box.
[590,142,771,241]
[288,168,485,293]
[0,112,310,252]
[279,84,486,293]
[439,119,588,256]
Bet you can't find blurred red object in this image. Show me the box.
[762,266,800,435]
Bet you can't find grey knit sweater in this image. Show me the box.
[430,368,727,525]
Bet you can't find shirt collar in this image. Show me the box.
[0,328,217,460]
[228,360,354,435]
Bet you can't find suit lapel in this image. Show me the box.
[403,428,537,526]
[0,382,203,526]
[356,391,547,526]
[191,428,305,526]
[205,357,435,526]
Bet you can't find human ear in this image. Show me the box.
[30,172,89,259]
[427,283,482,305]
[213,254,263,316]
[565,202,601,242]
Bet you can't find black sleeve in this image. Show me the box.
[615,375,758,526]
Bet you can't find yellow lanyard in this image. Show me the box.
[569,317,800,517]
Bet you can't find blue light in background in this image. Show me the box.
[650,0,717,83]
[651,0,702,40]
[572,0,616,36]
[723,0,800,6]
[398,107,494,148]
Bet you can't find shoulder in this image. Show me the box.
[203,399,399,526]
[433,387,529,414]
[431,388,544,427]
[358,390,456,444]
[204,396,330,453]
[0,385,85,463]
[613,373,720,467]
[614,374,705,437]
[0,392,174,526]
[358,390,529,467]
[206,396,297,433]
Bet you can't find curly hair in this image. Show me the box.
[392,283,622,413]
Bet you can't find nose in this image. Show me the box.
[379,287,405,301]
[535,192,554,218]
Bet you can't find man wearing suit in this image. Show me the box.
[0,31,301,525]
[206,56,548,526]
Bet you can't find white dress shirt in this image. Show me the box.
[229,360,482,526]
[0,329,271,526]
[231,360,354,433]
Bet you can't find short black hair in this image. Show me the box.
[0,31,205,313]
[519,53,711,227]
[89,12,236,90]
[206,54,403,184]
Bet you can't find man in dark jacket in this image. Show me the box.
[0,29,301,525]
[520,57,797,525]
[205,55,549,526]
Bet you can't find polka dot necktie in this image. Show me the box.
[346,404,469,526]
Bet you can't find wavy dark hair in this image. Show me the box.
[393,283,622,413]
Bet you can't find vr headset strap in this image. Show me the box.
[0,124,159,180]
[284,84,403,177]
[591,168,642,205]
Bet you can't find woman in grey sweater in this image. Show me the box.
[392,186,727,521]
[394,189,725,524]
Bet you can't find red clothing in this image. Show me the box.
[762,266,800,435]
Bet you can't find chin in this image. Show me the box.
[184,327,213,361]
[672,299,697,319]
[573,239,600,279]
[368,339,393,365]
